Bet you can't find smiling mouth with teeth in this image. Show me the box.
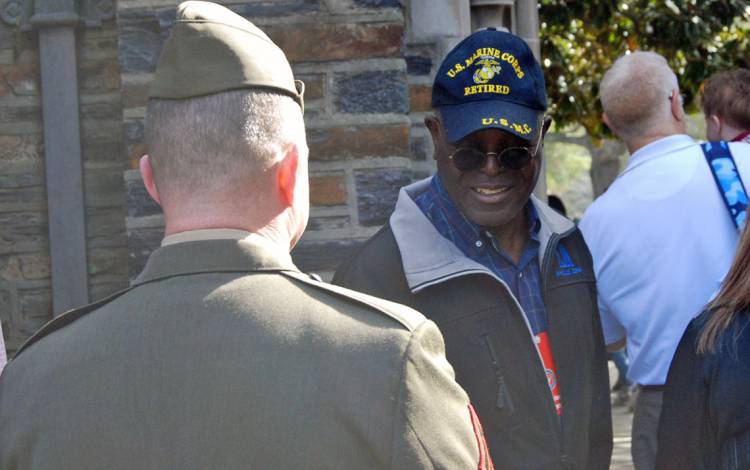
[472,187,510,195]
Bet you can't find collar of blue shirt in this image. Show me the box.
[621,134,696,178]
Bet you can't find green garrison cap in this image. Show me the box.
[149,1,304,111]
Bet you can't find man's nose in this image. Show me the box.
[480,152,502,176]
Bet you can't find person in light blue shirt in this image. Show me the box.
[579,51,750,470]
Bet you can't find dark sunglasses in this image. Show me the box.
[448,136,542,172]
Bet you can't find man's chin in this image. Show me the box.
[460,202,528,232]
[463,212,513,230]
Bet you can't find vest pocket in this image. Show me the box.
[482,335,514,413]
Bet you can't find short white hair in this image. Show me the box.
[599,51,679,139]
[145,90,305,196]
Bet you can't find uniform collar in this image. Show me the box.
[161,228,253,246]
[134,237,297,286]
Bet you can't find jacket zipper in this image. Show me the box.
[482,335,513,411]
[476,266,565,460]
[485,275,567,466]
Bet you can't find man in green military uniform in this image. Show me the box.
[0,3,492,468]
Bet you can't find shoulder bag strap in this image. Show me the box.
[701,141,748,230]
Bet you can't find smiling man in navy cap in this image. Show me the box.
[335,29,612,469]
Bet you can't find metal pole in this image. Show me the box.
[515,0,547,201]
[34,21,89,315]
[515,0,540,59]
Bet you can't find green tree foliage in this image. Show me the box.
[540,0,750,143]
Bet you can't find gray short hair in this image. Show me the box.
[599,51,678,139]
[145,90,305,195]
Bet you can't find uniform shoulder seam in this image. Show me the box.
[281,270,423,332]
[12,286,133,359]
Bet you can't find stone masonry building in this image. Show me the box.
[0,0,539,357]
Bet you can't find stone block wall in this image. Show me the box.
[0,0,458,357]
[403,39,439,187]
[121,0,420,279]
[0,21,129,355]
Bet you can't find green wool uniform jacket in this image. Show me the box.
[0,238,488,470]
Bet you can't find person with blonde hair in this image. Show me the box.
[656,219,750,469]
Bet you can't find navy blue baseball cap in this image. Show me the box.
[432,28,547,143]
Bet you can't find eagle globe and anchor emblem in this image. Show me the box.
[473,57,502,84]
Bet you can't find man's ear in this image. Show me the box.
[602,112,613,133]
[277,144,299,206]
[670,89,685,122]
[139,154,161,205]
[541,115,553,137]
[425,115,442,161]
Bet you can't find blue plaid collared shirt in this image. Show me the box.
[413,175,549,335]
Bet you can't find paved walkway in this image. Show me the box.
[609,363,634,470]
[611,401,634,469]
